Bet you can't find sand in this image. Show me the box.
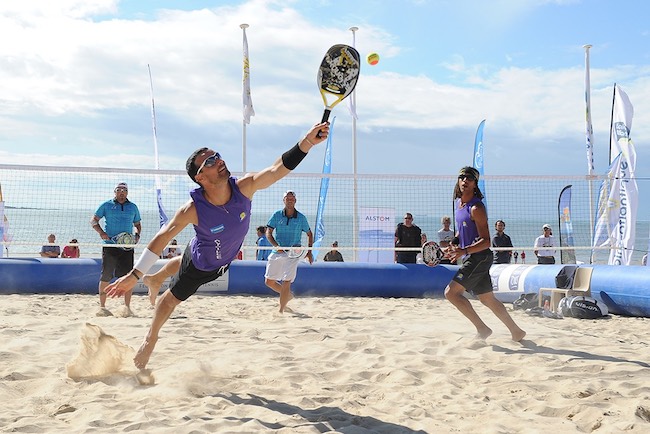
[1,293,650,433]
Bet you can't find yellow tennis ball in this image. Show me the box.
[367,52,379,66]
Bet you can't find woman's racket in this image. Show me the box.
[317,44,360,126]
[422,241,445,267]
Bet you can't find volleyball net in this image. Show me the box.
[0,163,648,264]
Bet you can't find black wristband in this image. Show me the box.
[281,143,308,170]
[131,269,142,280]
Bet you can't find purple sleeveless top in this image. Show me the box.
[455,196,482,249]
[189,177,251,271]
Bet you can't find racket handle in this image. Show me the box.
[317,109,331,137]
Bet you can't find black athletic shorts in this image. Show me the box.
[169,247,230,301]
[101,246,134,282]
[451,249,493,295]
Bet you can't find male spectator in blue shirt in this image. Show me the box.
[256,226,272,261]
[264,190,313,313]
[90,182,142,317]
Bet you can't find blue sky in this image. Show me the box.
[1,0,649,177]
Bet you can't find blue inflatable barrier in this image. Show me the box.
[1,259,649,317]
[0,258,454,299]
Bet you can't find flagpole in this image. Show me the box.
[583,44,595,262]
[240,23,252,173]
[350,26,359,262]
[608,83,616,165]
[147,64,169,228]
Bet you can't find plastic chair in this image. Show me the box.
[539,267,593,312]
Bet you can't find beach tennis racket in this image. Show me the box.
[422,241,444,267]
[317,44,360,133]
[111,232,135,251]
[287,245,306,259]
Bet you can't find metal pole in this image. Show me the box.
[350,26,359,261]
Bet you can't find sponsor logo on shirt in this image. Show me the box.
[210,224,225,234]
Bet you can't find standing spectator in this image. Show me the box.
[521,251,526,264]
[40,233,61,258]
[534,224,556,264]
[395,212,422,264]
[163,239,182,259]
[264,190,313,313]
[444,166,526,342]
[61,238,80,258]
[492,220,513,264]
[255,226,272,261]
[642,253,647,266]
[91,182,142,317]
[437,216,454,248]
[513,251,519,264]
[437,216,454,264]
[324,241,344,262]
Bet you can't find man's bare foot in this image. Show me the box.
[512,329,527,342]
[476,327,493,340]
[144,275,162,306]
[134,337,158,369]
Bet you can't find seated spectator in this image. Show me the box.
[61,238,80,258]
[163,239,182,259]
[40,233,60,258]
[324,241,344,262]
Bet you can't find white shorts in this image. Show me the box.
[264,251,301,283]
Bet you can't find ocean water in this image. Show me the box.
[3,207,649,265]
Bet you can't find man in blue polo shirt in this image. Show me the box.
[264,190,313,313]
[91,182,142,317]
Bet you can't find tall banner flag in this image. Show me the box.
[242,24,255,124]
[558,185,576,264]
[0,183,5,257]
[0,183,11,257]
[592,155,620,254]
[583,45,595,175]
[594,85,638,265]
[312,117,335,260]
[148,65,169,228]
[473,119,486,210]
[610,85,635,168]
[608,85,638,265]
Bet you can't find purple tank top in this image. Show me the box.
[189,177,251,271]
[455,196,482,249]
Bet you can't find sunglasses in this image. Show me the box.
[196,152,222,175]
[115,188,128,192]
[404,216,413,220]
[458,175,476,181]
